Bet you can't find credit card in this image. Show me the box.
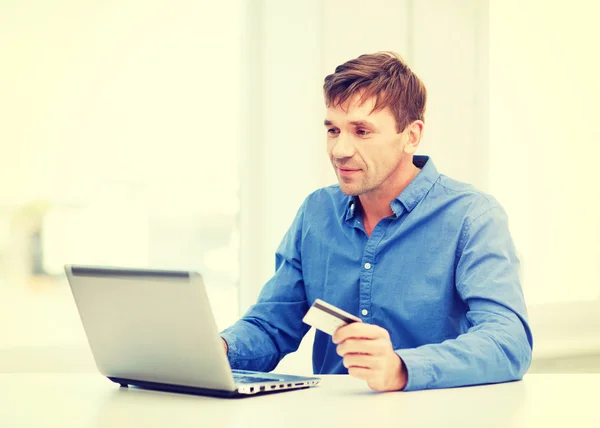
[302,299,362,335]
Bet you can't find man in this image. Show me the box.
[220,52,533,391]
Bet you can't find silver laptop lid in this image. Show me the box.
[64,265,236,392]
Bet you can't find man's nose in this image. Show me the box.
[331,133,355,159]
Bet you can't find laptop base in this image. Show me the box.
[107,377,309,399]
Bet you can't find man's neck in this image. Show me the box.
[359,161,421,228]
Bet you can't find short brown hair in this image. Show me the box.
[323,51,427,133]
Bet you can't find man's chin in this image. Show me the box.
[338,182,362,196]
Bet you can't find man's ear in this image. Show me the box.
[403,120,424,154]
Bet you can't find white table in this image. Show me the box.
[0,373,598,427]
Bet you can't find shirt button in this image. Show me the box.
[364,263,372,270]
[361,309,369,316]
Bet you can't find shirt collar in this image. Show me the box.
[343,155,439,221]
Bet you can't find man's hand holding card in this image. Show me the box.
[303,299,407,392]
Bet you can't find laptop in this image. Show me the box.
[64,264,320,398]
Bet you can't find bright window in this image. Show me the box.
[0,1,243,349]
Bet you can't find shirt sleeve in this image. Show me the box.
[396,206,533,391]
[219,199,311,372]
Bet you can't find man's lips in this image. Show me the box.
[337,167,361,176]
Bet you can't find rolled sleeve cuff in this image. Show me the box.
[396,348,433,391]
[220,331,239,368]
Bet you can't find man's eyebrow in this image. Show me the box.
[324,119,377,128]
[349,120,376,128]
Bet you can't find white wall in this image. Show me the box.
[0,1,241,208]
[238,0,332,319]
[0,0,245,348]
[489,0,600,357]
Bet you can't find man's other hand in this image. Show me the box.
[332,323,407,391]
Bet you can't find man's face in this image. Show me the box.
[325,94,412,197]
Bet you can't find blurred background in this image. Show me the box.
[0,0,598,374]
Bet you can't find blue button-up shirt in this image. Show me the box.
[221,155,533,390]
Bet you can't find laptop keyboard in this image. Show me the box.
[233,374,277,384]
[232,370,280,384]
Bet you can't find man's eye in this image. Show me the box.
[327,128,339,135]
[356,129,370,136]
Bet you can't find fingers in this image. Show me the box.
[342,353,380,370]
[333,322,389,345]
[332,323,407,392]
[346,352,407,392]
[347,367,370,381]
[336,338,388,357]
